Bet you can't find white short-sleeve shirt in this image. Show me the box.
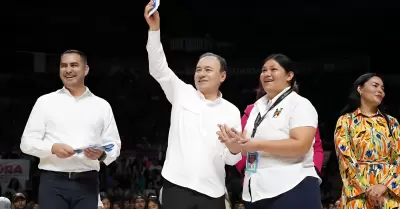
[242,87,321,202]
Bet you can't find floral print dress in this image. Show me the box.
[334,109,400,209]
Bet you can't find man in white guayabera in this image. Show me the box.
[144,2,243,209]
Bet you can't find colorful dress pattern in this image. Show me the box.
[334,109,400,209]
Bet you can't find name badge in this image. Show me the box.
[246,152,258,173]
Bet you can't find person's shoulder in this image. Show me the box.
[90,94,112,108]
[36,90,61,103]
[385,114,399,126]
[335,113,352,126]
[290,93,315,109]
[386,114,397,121]
[221,99,240,114]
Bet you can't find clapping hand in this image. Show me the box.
[216,124,258,153]
[218,125,259,152]
[216,124,242,154]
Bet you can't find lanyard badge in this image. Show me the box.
[245,88,293,173]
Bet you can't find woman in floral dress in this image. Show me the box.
[334,73,400,208]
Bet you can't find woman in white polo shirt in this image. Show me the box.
[218,54,321,209]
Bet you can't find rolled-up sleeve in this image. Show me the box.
[101,103,121,165]
[222,148,242,165]
[222,107,242,165]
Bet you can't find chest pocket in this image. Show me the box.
[182,102,201,115]
[180,102,202,133]
[80,109,104,135]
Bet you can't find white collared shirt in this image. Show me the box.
[242,87,320,202]
[147,30,242,198]
[20,87,121,172]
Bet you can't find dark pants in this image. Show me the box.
[39,170,99,209]
[162,179,225,209]
[245,176,321,209]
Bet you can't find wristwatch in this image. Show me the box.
[98,152,107,162]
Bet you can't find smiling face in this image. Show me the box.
[59,52,88,88]
[357,76,385,107]
[260,59,293,99]
[194,56,226,96]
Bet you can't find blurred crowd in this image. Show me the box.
[0,143,341,209]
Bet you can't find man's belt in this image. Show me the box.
[41,170,98,180]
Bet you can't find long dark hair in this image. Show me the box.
[256,54,299,100]
[340,73,392,136]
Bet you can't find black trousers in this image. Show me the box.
[39,170,99,209]
[245,176,321,209]
[162,179,225,209]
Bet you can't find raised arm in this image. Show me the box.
[380,117,400,197]
[334,114,370,198]
[20,97,53,158]
[144,2,186,104]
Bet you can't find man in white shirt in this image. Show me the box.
[144,2,242,209]
[20,50,121,209]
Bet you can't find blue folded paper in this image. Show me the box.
[74,143,114,154]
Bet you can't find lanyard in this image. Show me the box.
[250,88,293,138]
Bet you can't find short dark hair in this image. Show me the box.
[60,49,88,64]
[256,53,298,100]
[199,52,227,72]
